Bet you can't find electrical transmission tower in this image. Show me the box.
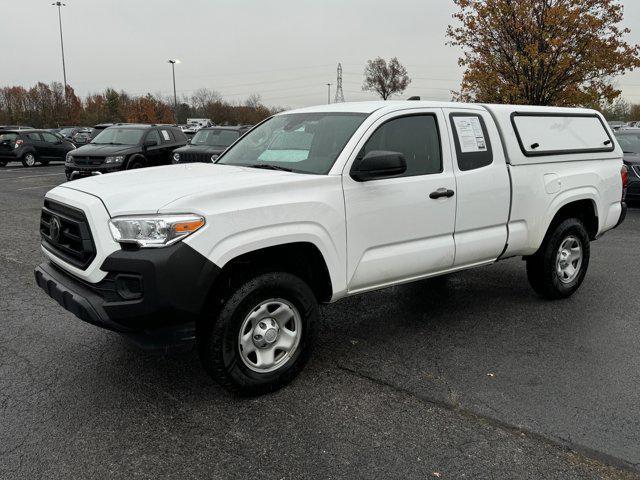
[334,63,345,103]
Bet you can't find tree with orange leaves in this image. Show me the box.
[447,0,640,106]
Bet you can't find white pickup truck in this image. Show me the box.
[35,101,627,395]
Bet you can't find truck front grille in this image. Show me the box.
[73,156,105,166]
[40,199,96,270]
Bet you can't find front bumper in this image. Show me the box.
[34,242,221,349]
[66,164,122,179]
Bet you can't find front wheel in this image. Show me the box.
[198,272,318,396]
[21,152,37,167]
[526,218,590,300]
[126,157,145,170]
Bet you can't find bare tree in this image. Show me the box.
[362,57,411,100]
[244,93,263,109]
[191,88,222,111]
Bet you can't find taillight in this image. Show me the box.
[14,139,23,149]
[621,165,629,190]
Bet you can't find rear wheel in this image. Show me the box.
[21,152,36,168]
[198,272,318,396]
[526,218,590,299]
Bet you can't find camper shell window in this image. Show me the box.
[511,113,614,157]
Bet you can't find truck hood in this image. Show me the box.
[57,163,317,216]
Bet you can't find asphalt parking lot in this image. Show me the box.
[1,162,639,479]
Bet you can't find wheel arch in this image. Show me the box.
[125,153,147,169]
[208,241,335,304]
[533,195,599,256]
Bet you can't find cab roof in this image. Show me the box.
[280,100,600,117]
[281,100,486,115]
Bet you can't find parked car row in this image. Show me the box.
[609,120,640,131]
[65,123,252,178]
[0,121,251,170]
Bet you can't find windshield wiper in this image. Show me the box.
[249,164,295,172]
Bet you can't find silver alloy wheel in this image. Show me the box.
[238,298,302,373]
[24,153,36,166]
[556,235,583,284]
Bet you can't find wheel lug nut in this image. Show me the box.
[259,321,266,329]
[254,334,262,340]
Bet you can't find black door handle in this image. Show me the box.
[429,188,455,199]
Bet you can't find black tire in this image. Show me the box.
[526,218,590,300]
[198,272,319,396]
[21,152,37,168]
[126,156,145,170]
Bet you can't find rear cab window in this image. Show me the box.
[449,113,493,171]
[511,113,614,156]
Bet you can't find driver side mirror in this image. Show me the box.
[350,150,407,182]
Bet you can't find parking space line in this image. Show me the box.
[0,173,65,181]
[17,184,61,191]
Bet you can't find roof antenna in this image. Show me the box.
[407,96,421,101]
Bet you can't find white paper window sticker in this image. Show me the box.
[453,116,487,153]
[161,130,170,141]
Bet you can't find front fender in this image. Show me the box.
[187,222,346,298]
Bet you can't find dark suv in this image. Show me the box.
[0,129,76,167]
[65,124,187,180]
[171,125,251,164]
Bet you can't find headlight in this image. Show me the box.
[173,152,180,163]
[105,156,124,164]
[108,214,205,248]
[211,154,219,162]
[66,154,74,165]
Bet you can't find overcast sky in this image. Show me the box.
[3,0,640,108]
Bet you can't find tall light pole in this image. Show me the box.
[168,59,180,123]
[52,2,67,100]
[326,83,332,104]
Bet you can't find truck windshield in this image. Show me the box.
[217,112,368,174]
[191,129,239,147]
[615,133,640,154]
[91,128,144,145]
